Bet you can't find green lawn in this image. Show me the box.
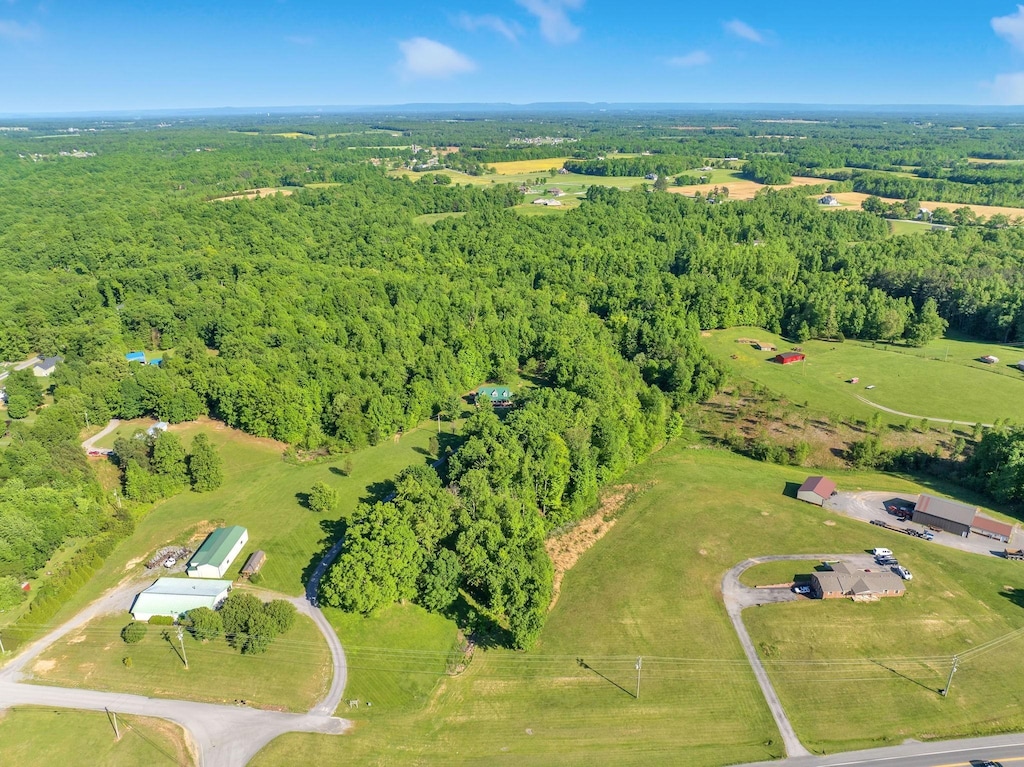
[0,707,195,766]
[387,168,651,192]
[888,219,948,236]
[254,447,996,767]
[704,327,1024,425]
[745,542,1024,754]
[30,609,331,712]
[92,418,162,450]
[739,561,819,587]
[413,211,467,225]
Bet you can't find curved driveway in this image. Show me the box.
[723,555,855,759]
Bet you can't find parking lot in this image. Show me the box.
[824,491,1021,558]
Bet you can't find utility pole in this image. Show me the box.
[83,409,90,429]
[635,656,642,700]
[437,413,441,434]
[0,633,5,654]
[106,707,120,740]
[176,626,189,669]
[941,655,959,697]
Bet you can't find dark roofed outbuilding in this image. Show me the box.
[912,494,976,538]
[241,550,266,578]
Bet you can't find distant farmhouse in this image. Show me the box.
[187,525,249,578]
[774,352,805,365]
[818,195,840,206]
[475,386,513,408]
[32,356,63,377]
[797,476,836,506]
[130,577,231,621]
[125,351,146,364]
[811,561,905,600]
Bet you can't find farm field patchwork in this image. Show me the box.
[209,187,297,202]
[487,158,573,174]
[0,706,195,767]
[30,610,332,712]
[668,173,826,200]
[819,191,1024,220]
[703,328,1024,426]
[254,448,983,766]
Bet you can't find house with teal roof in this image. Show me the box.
[187,525,249,578]
[475,386,513,407]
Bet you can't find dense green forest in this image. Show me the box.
[5,112,1024,644]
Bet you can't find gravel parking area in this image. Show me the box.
[824,491,1021,558]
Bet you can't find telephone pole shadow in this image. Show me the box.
[577,658,635,698]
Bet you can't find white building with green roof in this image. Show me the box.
[130,577,232,621]
[187,525,249,578]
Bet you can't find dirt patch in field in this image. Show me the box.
[546,484,641,609]
[822,191,1024,221]
[67,634,87,644]
[33,659,56,674]
[209,187,296,202]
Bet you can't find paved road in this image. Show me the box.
[81,417,121,454]
[0,574,351,766]
[736,731,1024,766]
[854,395,993,429]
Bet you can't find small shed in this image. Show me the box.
[754,342,777,352]
[125,351,146,364]
[187,526,249,578]
[797,476,837,506]
[240,550,267,578]
[1016,360,1024,372]
[971,515,1013,543]
[774,352,805,365]
[912,494,976,537]
[981,355,1000,364]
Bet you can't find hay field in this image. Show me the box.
[488,158,572,175]
[822,192,1024,220]
[273,132,316,139]
[668,176,825,201]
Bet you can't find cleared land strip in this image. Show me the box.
[853,395,994,428]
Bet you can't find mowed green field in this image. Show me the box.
[30,610,331,712]
[96,418,448,597]
[745,544,1024,754]
[252,447,1003,766]
[704,328,1024,425]
[0,706,195,766]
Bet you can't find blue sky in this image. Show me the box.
[5,1,1024,112]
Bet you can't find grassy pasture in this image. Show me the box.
[413,211,467,225]
[30,610,331,712]
[209,187,297,202]
[703,327,1024,426]
[0,707,195,767]
[254,447,1024,764]
[251,448,1019,765]
[272,132,316,139]
[386,168,649,192]
[668,172,825,200]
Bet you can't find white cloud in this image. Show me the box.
[455,13,522,43]
[516,0,584,44]
[993,5,1024,50]
[724,19,763,44]
[986,71,1024,104]
[285,35,315,46]
[0,19,39,41]
[668,50,710,67]
[397,37,476,80]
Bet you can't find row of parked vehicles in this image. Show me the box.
[871,547,913,580]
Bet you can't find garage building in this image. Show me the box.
[130,578,231,621]
[797,476,837,506]
[187,525,249,578]
[971,515,1014,543]
[912,494,976,538]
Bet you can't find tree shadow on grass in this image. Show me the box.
[443,594,512,650]
[327,466,349,477]
[295,491,311,510]
[300,517,349,601]
[360,480,395,505]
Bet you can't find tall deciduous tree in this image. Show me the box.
[188,433,223,492]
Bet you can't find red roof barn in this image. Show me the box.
[774,352,805,365]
